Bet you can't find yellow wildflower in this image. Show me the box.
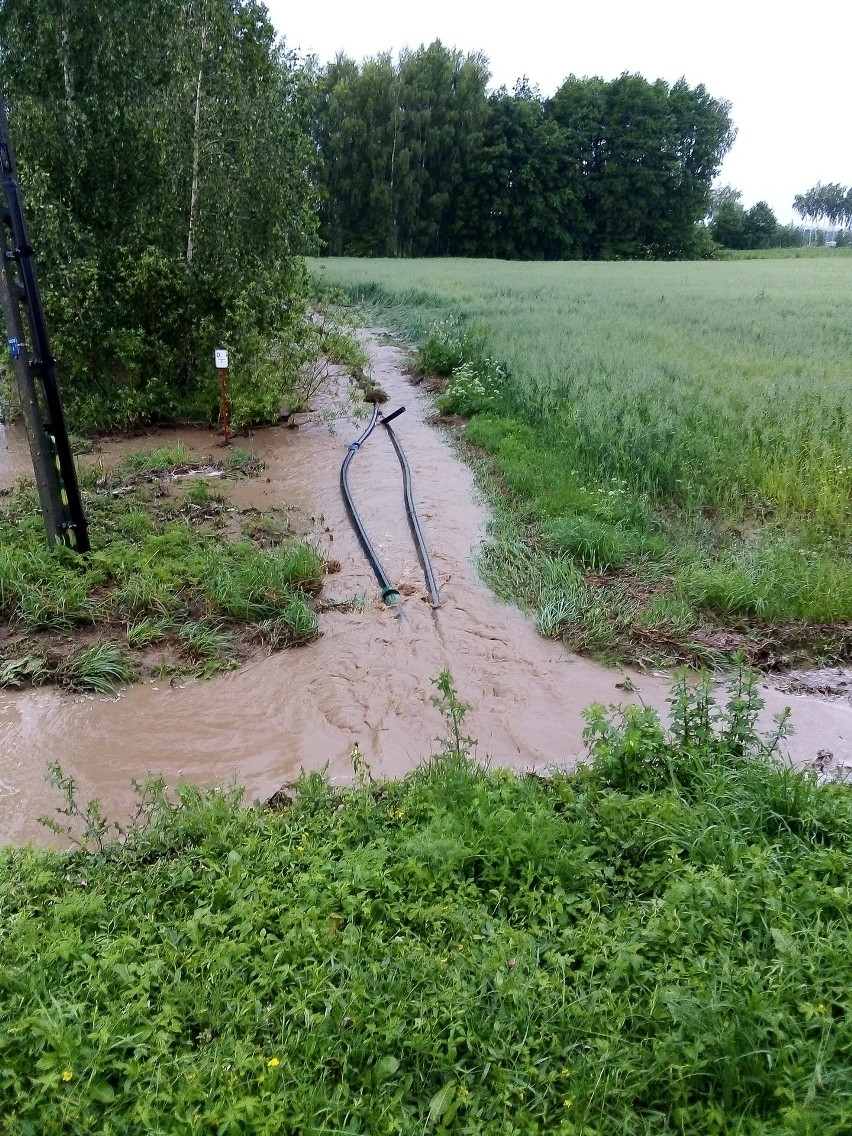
[61,1070,73,1082]
[563,1098,573,1108]
[267,1057,280,1068]
[817,1003,827,1015]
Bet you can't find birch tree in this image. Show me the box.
[0,0,315,427]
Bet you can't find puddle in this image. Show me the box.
[2,336,852,845]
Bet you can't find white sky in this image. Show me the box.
[265,0,849,225]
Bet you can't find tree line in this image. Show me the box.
[707,188,802,250]
[309,43,736,261]
[707,182,852,251]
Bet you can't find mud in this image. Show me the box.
[770,667,852,702]
[2,334,852,846]
[0,418,31,491]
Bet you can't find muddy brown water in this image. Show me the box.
[2,335,852,845]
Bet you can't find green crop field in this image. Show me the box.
[313,255,852,665]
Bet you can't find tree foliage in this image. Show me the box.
[310,42,490,258]
[311,48,735,260]
[0,0,317,428]
[794,181,852,232]
[710,199,787,250]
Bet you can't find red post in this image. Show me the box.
[214,348,230,444]
[219,366,229,444]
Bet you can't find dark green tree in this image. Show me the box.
[312,41,489,258]
[451,81,586,259]
[743,201,778,249]
[310,55,734,262]
[710,199,748,248]
[549,74,735,258]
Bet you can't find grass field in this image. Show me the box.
[3,673,851,1135]
[313,256,852,664]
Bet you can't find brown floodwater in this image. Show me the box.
[2,335,851,845]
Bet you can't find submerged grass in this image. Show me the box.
[2,672,850,1133]
[0,449,324,691]
[61,641,137,694]
[313,256,852,664]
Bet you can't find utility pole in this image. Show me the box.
[0,98,88,551]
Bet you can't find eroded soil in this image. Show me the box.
[2,335,852,845]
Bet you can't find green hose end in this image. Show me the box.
[381,587,401,606]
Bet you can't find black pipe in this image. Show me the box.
[380,409,441,608]
[339,406,400,605]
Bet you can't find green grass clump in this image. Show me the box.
[203,543,323,623]
[2,673,851,1133]
[61,641,137,694]
[125,617,171,649]
[119,443,191,476]
[178,620,235,660]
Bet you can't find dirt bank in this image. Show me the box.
[2,333,851,845]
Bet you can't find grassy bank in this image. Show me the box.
[0,445,325,691]
[1,674,850,1134]
[313,257,852,665]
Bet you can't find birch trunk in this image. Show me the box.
[187,17,209,266]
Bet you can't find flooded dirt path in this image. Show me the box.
[2,334,852,844]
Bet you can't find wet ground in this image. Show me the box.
[2,333,852,845]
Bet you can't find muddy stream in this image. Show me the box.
[2,333,851,845]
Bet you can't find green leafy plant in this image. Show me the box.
[178,620,235,661]
[431,669,475,754]
[61,642,137,694]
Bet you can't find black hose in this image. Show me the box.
[340,406,400,606]
[381,409,442,608]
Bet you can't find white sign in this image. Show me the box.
[214,349,229,369]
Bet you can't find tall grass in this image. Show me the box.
[316,257,852,523]
[313,257,852,647]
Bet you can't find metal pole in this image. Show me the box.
[0,97,88,550]
[0,231,67,541]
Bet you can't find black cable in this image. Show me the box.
[381,409,441,608]
[339,406,400,606]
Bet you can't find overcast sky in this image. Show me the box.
[265,0,848,225]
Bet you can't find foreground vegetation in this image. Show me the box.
[0,445,324,691]
[1,673,850,1133]
[315,256,852,665]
